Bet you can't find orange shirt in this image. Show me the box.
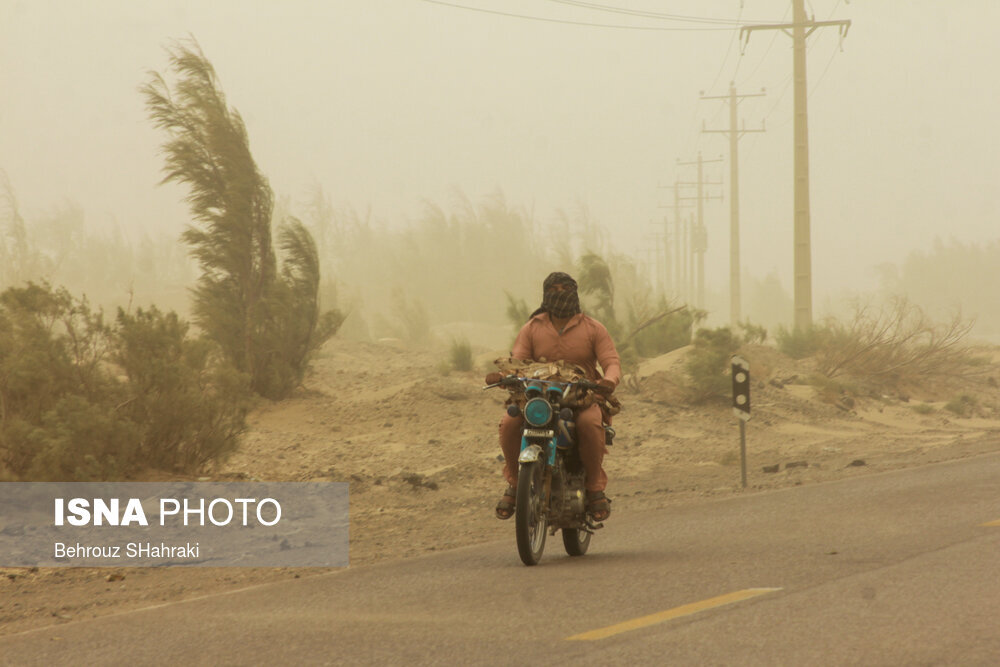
[511,312,621,386]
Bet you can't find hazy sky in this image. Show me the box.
[2,0,998,303]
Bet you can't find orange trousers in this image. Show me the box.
[499,403,608,492]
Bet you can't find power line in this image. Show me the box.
[737,4,832,118]
[681,2,755,171]
[761,74,793,125]
[736,26,780,86]
[542,0,776,26]
[419,0,742,31]
[736,5,790,87]
[705,1,746,94]
[761,41,842,130]
[808,43,842,99]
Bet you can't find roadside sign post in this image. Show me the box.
[731,355,751,488]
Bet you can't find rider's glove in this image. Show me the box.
[596,378,616,394]
[484,372,504,385]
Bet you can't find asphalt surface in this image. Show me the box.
[3,450,1000,665]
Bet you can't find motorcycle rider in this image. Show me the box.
[488,272,620,522]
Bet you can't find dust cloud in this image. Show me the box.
[1,1,999,343]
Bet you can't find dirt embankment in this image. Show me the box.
[3,338,999,635]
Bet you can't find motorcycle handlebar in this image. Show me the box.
[482,376,601,391]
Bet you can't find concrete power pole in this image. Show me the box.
[674,184,688,302]
[686,212,695,305]
[658,181,695,302]
[661,219,670,296]
[643,222,669,296]
[677,153,723,309]
[702,83,766,327]
[741,0,850,330]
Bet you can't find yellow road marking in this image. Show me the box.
[982,519,1000,527]
[566,588,782,641]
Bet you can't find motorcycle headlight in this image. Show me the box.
[524,397,553,427]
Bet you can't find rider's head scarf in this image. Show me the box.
[530,272,581,320]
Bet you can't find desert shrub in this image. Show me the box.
[718,449,740,466]
[805,373,858,405]
[626,302,700,358]
[19,395,141,481]
[738,320,768,345]
[0,282,248,480]
[885,238,1000,338]
[505,291,532,329]
[813,297,975,388]
[114,306,249,471]
[944,394,978,417]
[776,324,832,359]
[912,403,935,415]
[448,337,473,371]
[0,170,42,288]
[685,326,741,402]
[612,302,700,394]
[390,288,433,344]
[577,252,616,327]
[0,283,128,479]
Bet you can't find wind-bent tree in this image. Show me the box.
[264,218,344,393]
[577,252,616,326]
[0,170,37,288]
[142,39,340,398]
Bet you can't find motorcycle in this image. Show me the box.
[485,370,616,566]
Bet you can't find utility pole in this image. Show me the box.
[660,219,670,296]
[686,213,694,305]
[741,0,850,330]
[674,185,688,302]
[658,181,695,302]
[677,152,723,309]
[642,226,668,295]
[693,216,706,309]
[702,83,766,327]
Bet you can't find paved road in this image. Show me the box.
[4,451,1000,665]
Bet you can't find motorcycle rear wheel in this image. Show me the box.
[562,528,591,557]
[515,461,547,566]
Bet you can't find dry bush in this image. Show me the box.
[448,337,473,372]
[776,323,831,359]
[805,373,859,406]
[737,320,768,345]
[944,394,978,417]
[0,283,247,481]
[815,297,976,388]
[685,326,741,403]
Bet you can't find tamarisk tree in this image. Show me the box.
[142,39,341,399]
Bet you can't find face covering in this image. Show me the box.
[539,272,581,319]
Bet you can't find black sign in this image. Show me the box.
[731,355,750,421]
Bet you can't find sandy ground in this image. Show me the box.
[2,338,999,636]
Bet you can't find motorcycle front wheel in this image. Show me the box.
[562,528,591,557]
[515,460,547,566]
